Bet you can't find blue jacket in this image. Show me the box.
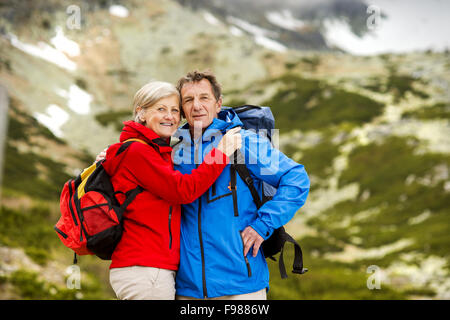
[172,108,310,298]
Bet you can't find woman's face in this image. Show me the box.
[140,95,181,139]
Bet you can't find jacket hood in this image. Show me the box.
[104,121,172,176]
[176,107,243,142]
[215,107,243,130]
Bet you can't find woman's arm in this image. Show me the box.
[125,145,228,204]
[124,127,241,204]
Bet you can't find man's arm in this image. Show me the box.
[241,130,310,257]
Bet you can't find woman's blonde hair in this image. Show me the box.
[133,81,180,124]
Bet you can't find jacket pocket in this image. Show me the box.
[206,187,232,204]
[168,206,173,249]
[239,231,252,277]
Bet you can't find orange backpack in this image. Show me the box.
[54,139,146,263]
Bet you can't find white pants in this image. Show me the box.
[109,266,176,300]
[176,288,267,300]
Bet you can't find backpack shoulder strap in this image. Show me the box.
[229,152,239,216]
[278,231,308,279]
[107,138,147,208]
[118,185,144,212]
[124,138,148,144]
[115,138,148,156]
[230,150,263,209]
[77,162,100,198]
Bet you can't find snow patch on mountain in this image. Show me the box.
[203,12,221,26]
[265,10,305,31]
[227,16,286,52]
[55,85,92,115]
[229,26,244,37]
[227,16,278,38]
[255,36,287,52]
[50,27,80,57]
[8,33,77,71]
[33,104,69,138]
[323,0,450,55]
[109,5,129,18]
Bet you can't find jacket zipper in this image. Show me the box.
[194,139,208,297]
[240,231,252,277]
[168,206,173,249]
[198,194,208,298]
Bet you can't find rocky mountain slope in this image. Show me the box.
[0,0,449,299]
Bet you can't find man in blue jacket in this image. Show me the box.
[172,70,310,299]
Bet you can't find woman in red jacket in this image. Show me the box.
[102,81,241,300]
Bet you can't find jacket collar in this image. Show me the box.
[175,107,243,143]
[119,121,172,153]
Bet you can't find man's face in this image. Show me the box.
[180,79,222,130]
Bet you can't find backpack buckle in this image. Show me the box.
[292,267,308,275]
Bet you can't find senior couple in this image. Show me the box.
[99,70,310,300]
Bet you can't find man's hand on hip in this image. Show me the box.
[241,226,264,257]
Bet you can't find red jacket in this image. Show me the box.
[103,121,229,270]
